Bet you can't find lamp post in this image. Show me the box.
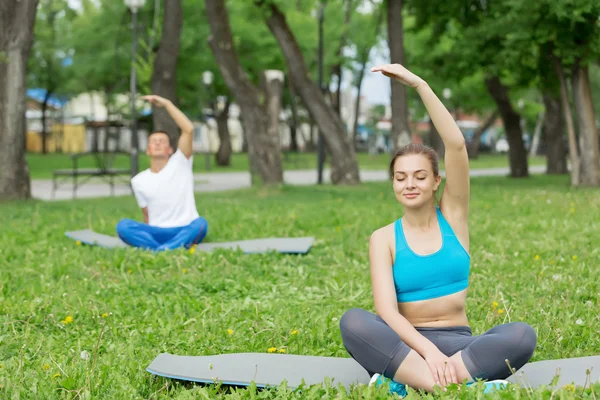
[202,71,214,171]
[125,0,146,177]
[316,1,325,184]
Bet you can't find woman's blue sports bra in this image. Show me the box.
[392,207,471,303]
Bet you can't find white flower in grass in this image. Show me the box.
[576,319,583,325]
[552,274,562,281]
[585,301,593,307]
[80,350,90,361]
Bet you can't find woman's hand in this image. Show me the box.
[141,94,171,108]
[423,348,458,388]
[370,63,426,89]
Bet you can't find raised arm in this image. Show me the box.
[141,95,195,159]
[371,64,470,221]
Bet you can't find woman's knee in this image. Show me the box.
[511,322,537,361]
[339,308,370,336]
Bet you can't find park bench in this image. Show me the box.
[52,121,133,199]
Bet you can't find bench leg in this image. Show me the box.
[52,175,57,200]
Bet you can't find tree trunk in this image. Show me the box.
[150,0,182,147]
[528,110,544,156]
[331,0,352,116]
[352,64,366,147]
[554,57,580,185]
[571,62,600,186]
[215,99,232,166]
[262,3,360,184]
[467,111,499,159]
[542,92,567,174]
[484,76,529,177]
[387,0,411,152]
[0,0,38,200]
[206,0,283,185]
[287,76,299,152]
[429,119,445,158]
[263,69,285,158]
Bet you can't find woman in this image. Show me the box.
[339,64,536,396]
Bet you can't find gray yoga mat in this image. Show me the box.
[64,229,314,254]
[146,353,370,389]
[146,352,600,390]
[507,355,600,388]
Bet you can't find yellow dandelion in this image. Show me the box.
[227,329,233,335]
[564,383,575,392]
[75,240,82,246]
[278,348,286,353]
[291,329,299,335]
[498,309,505,314]
[492,301,499,309]
[101,313,109,318]
[42,364,50,371]
[267,347,277,353]
[572,255,578,261]
[53,373,61,378]
[570,207,575,214]
[182,268,189,274]
[61,315,74,324]
[0,364,3,369]
[534,255,540,261]
[189,247,196,255]
[336,226,341,232]
[127,269,132,274]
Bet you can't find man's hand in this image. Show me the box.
[141,95,171,108]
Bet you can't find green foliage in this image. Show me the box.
[0,175,599,398]
[28,0,77,97]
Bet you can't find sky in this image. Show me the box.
[65,0,392,105]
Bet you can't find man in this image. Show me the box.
[116,95,208,251]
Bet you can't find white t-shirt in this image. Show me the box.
[131,149,200,228]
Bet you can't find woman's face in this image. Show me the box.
[392,154,441,209]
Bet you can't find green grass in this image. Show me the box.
[1,175,599,399]
[26,152,547,180]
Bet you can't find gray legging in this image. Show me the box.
[339,308,536,382]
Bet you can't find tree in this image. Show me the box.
[504,0,600,185]
[387,0,412,153]
[150,0,183,147]
[407,0,530,177]
[205,0,283,185]
[67,0,132,117]
[258,1,361,184]
[28,0,75,154]
[0,0,39,200]
[347,1,385,145]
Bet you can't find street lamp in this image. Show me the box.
[202,71,214,171]
[125,0,146,177]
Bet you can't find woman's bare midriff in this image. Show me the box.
[397,290,469,328]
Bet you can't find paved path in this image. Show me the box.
[31,165,547,201]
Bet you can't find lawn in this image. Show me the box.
[1,175,598,399]
[25,151,547,180]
